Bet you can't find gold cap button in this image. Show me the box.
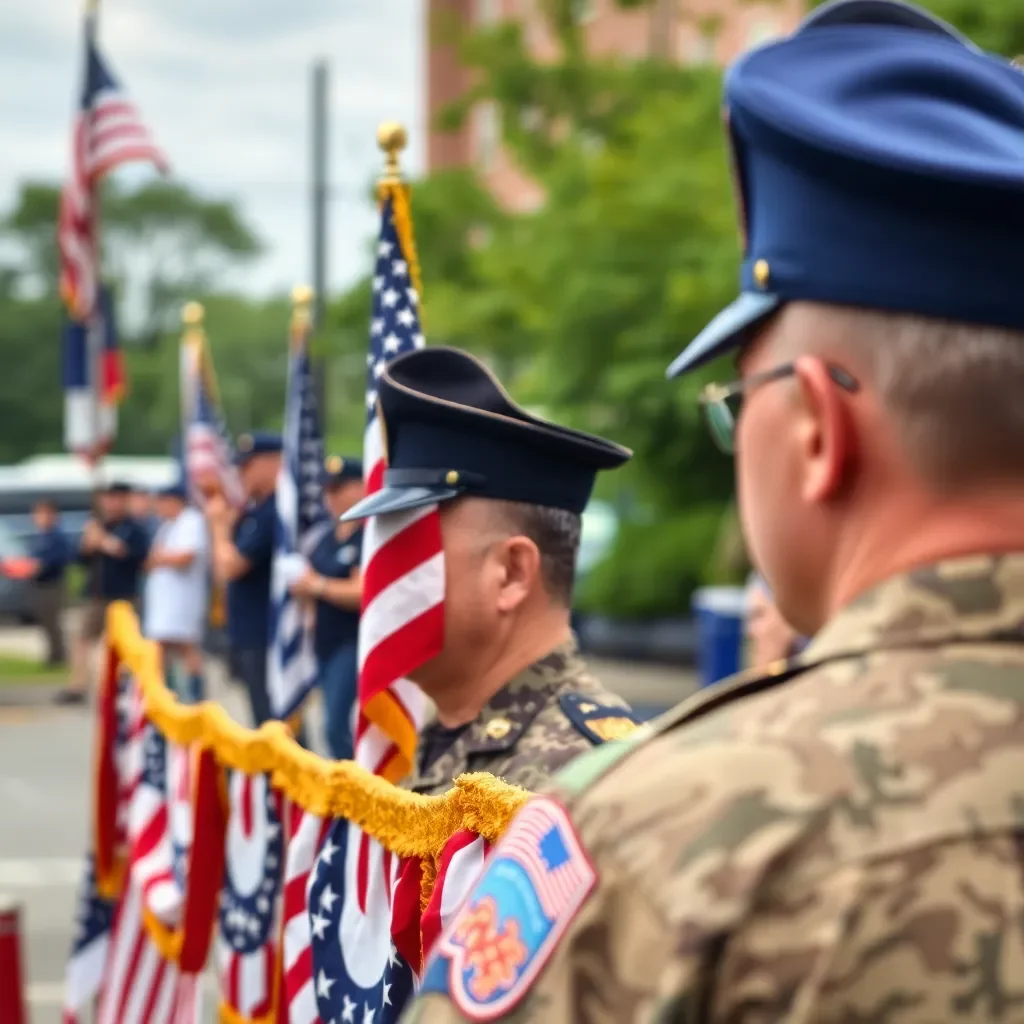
[445,470,460,486]
[753,259,771,289]
[485,717,511,740]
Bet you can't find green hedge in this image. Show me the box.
[576,503,747,619]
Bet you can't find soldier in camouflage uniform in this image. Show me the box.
[405,2,1024,1021]
[342,346,642,797]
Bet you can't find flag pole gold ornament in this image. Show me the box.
[289,284,315,350]
[375,121,424,309]
[181,300,204,344]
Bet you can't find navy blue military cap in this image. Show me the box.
[667,0,1024,378]
[234,431,283,466]
[102,480,133,494]
[342,347,631,521]
[157,482,188,500]
[321,455,363,488]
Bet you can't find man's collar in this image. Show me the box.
[803,553,1024,664]
[435,637,582,758]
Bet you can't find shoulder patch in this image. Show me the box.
[420,797,596,1021]
[559,693,642,745]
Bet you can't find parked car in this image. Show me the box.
[0,519,37,623]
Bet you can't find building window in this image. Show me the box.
[476,102,501,173]
[478,0,501,24]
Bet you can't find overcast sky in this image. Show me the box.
[0,0,425,298]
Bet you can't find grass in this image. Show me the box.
[0,655,70,684]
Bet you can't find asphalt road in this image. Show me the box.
[0,623,696,1022]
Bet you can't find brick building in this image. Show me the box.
[426,0,804,210]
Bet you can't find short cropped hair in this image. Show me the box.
[493,501,581,606]
[837,308,1024,493]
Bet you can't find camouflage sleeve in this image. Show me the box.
[402,721,824,1024]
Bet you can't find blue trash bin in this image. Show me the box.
[691,586,747,688]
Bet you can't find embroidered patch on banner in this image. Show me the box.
[420,797,596,1022]
[559,693,642,745]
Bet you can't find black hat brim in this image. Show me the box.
[340,484,461,522]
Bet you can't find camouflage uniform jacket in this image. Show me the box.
[407,554,1024,1023]
[401,637,640,797]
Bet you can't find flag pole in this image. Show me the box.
[86,0,104,489]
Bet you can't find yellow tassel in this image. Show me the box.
[105,602,531,859]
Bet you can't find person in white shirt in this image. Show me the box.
[144,483,209,702]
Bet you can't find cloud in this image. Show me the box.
[0,0,426,298]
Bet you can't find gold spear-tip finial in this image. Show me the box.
[377,121,408,182]
[181,301,205,327]
[290,285,315,344]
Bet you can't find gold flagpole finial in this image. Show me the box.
[377,122,408,184]
[182,301,205,328]
[181,301,206,347]
[290,284,315,344]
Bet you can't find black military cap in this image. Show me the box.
[342,347,631,521]
[102,480,133,495]
[322,455,364,488]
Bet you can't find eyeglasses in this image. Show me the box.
[699,361,860,453]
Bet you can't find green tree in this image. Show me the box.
[3,178,261,338]
[0,179,274,463]
[808,0,1024,55]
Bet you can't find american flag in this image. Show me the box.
[62,286,119,461]
[356,189,443,782]
[63,854,116,1024]
[495,806,594,918]
[419,831,490,963]
[267,315,328,718]
[91,680,197,1024]
[180,320,243,510]
[58,12,167,322]
[303,186,446,1024]
[282,806,331,1024]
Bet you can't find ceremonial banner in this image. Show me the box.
[217,772,285,1022]
[267,293,328,718]
[180,307,243,511]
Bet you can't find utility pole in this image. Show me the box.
[311,60,329,424]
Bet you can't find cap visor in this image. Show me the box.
[666,292,780,379]
[340,485,461,522]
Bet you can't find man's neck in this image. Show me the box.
[829,491,1024,623]
[432,614,572,729]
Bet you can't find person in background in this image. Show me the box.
[143,483,209,703]
[204,432,281,726]
[745,571,808,669]
[60,481,151,705]
[26,499,70,667]
[341,346,643,797]
[289,455,365,760]
[129,488,158,541]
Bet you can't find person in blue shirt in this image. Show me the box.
[61,481,151,705]
[289,455,365,759]
[26,499,70,667]
[204,431,281,726]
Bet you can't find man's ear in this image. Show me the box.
[495,535,541,614]
[793,355,855,503]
